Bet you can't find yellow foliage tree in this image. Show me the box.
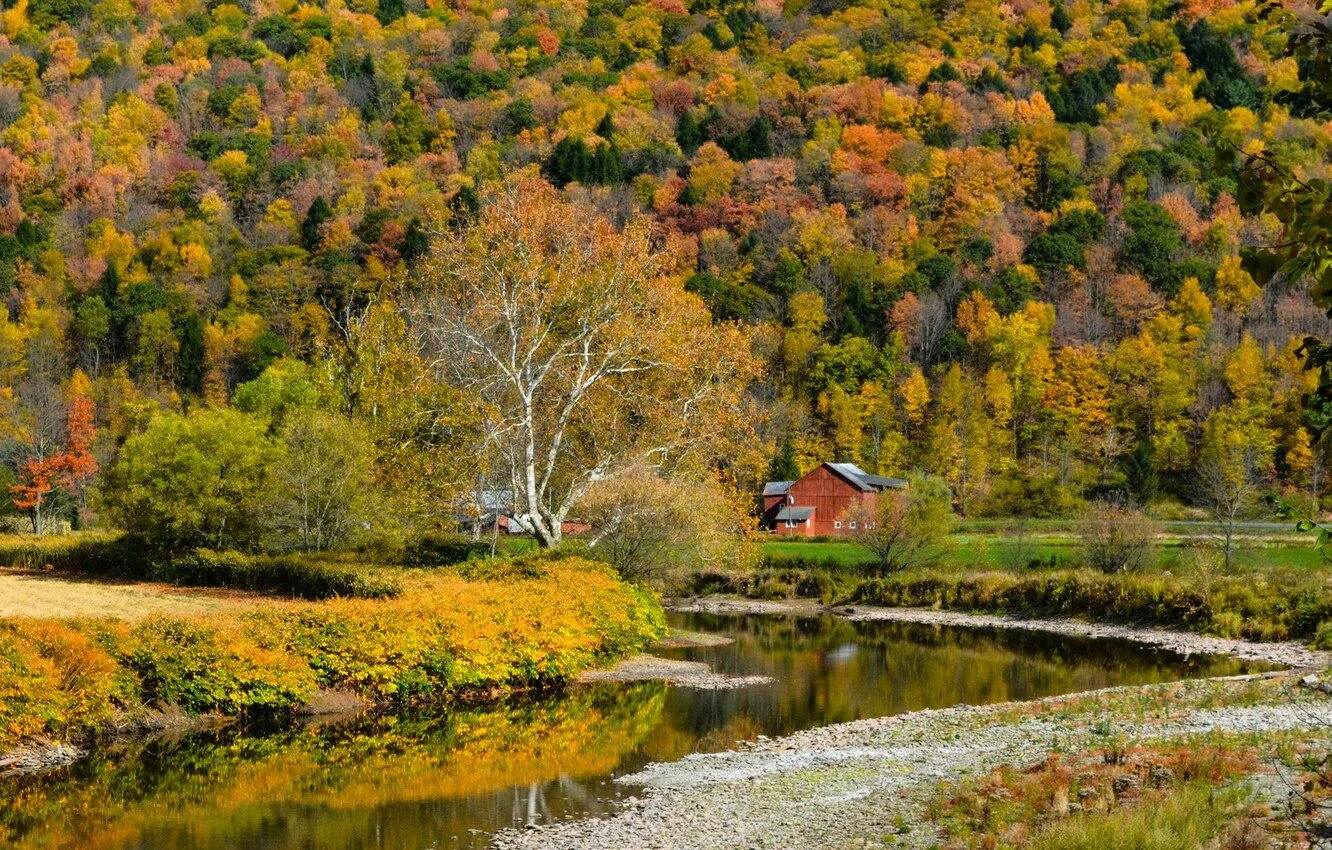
[687,142,741,201]
[1213,255,1260,314]
[900,367,931,435]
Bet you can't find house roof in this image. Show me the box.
[456,489,514,525]
[775,505,815,521]
[763,480,794,496]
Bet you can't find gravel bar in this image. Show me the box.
[669,596,1332,670]
[576,654,773,690]
[492,597,1332,849]
[492,677,1331,850]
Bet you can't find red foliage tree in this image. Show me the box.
[61,392,98,507]
[9,387,98,533]
[11,454,63,535]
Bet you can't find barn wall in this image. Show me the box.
[781,467,877,537]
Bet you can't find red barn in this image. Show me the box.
[762,463,907,537]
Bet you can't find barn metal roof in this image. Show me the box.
[763,480,794,496]
[826,463,875,491]
[826,463,907,491]
[775,506,815,521]
[861,474,909,489]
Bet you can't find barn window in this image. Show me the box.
[849,521,857,529]
[834,521,842,529]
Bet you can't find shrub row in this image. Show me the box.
[853,568,1332,643]
[0,556,664,749]
[0,533,139,574]
[399,533,496,567]
[0,534,397,599]
[353,532,499,568]
[0,533,526,599]
[683,555,861,602]
[169,550,400,599]
[724,550,1332,644]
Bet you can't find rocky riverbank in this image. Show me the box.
[0,741,84,778]
[669,596,1332,669]
[489,597,1332,849]
[492,674,1331,849]
[576,654,772,689]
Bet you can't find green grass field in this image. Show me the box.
[763,531,1328,572]
[501,521,1326,573]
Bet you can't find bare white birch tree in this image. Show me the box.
[410,178,757,547]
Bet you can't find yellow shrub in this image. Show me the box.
[0,557,664,749]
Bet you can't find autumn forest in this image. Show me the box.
[0,0,1327,538]
[10,0,1332,844]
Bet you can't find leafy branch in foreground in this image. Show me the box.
[1231,3,1332,437]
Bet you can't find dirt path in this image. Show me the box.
[0,571,246,619]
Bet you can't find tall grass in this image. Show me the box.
[1029,782,1247,850]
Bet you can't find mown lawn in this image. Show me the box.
[0,571,248,619]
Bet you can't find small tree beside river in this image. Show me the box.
[577,464,753,584]
[1076,501,1160,574]
[848,473,953,577]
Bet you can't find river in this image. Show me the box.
[0,610,1270,850]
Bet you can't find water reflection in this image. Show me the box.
[0,612,1267,850]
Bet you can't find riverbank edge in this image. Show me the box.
[494,647,1332,849]
[493,677,1330,850]
[2,625,726,776]
[667,595,1332,669]
[0,562,665,776]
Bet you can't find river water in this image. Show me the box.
[0,611,1269,850]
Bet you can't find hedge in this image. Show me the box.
[168,550,400,598]
[0,533,532,599]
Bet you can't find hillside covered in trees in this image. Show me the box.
[0,0,1328,534]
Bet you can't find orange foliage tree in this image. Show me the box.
[10,454,62,534]
[10,377,98,533]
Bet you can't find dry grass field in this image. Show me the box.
[0,570,247,619]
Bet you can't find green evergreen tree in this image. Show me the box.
[767,438,800,482]
[302,196,333,252]
[676,110,703,156]
[375,0,405,24]
[1121,435,1159,507]
[177,313,206,395]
